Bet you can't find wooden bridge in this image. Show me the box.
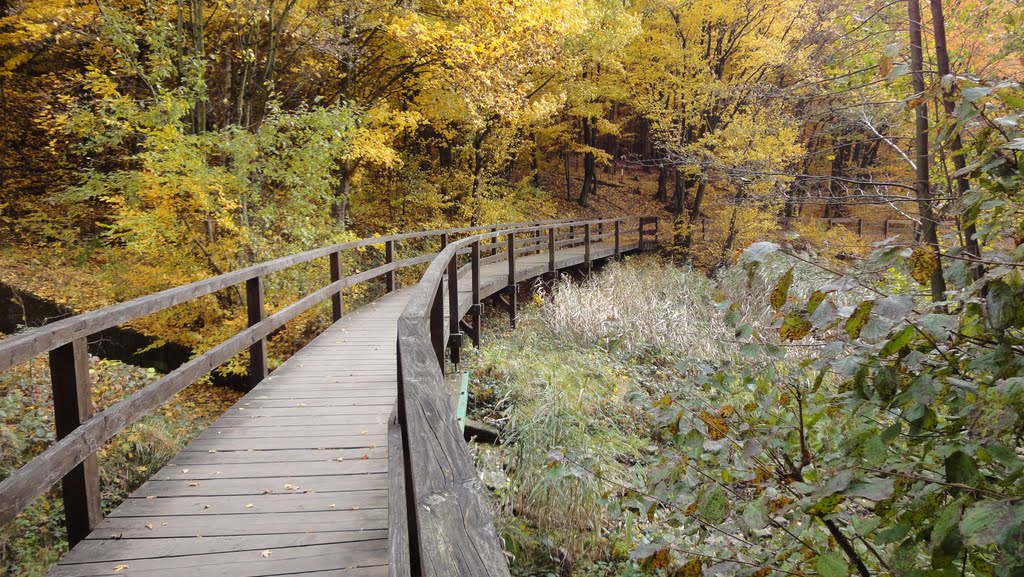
[0,217,659,577]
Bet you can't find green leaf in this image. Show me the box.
[807,290,827,315]
[844,478,894,501]
[945,450,981,485]
[697,486,730,525]
[780,312,812,341]
[806,494,845,516]
[879,325,915,357]
[845,300,874,339]
[741,241,779,264]
[961,86,991,102]
[960,500,1024,547]
[741,499,769,531]
[771,267,794,311]
[814,552,849,577]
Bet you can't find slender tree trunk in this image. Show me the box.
[928,0,982,272]
[672,169,686,214]
[564,148,572,201]
[908,0,947,302]
[531,132,541,188]
[680,177,706,258]
[580,117,595,207]
[656,162,668,202]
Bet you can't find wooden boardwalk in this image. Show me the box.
[45,237,638,577]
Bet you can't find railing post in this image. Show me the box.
[548,226,556,275]
[471,240,482,348]
[430,282,445,371]
[614,220,621,260]
[857,219,863,236]
[490,226,499,257]
[507,232,517,328]
[638,217,645,250]
[385,240,396,293]
[883,219,889,237]
[49,338,101,547]
[441,232,449,249]
[447,255,461,365]
[584,222,592,275]
[330,251,343,322]
[246,276,267,389]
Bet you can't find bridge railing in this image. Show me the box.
[392,216,657,577]
[0,216,645,547]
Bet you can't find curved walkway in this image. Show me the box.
[47,238,638,577]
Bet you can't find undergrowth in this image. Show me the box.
[0,356,241,577]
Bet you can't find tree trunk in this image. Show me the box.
[928,0,981,272]
[672,169,686,214]
[908,0,947,302]
[656,162,669,202]
[564,148,572,201]
[680,177,707,258]
[579,118,595,207]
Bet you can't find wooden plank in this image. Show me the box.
[209,415,389,427]
[183,435,387,452]
[50,541,387,577]
[388,408,411,577]
[111,490,388,517]
[131,474,388,498]
[149,459,386,480]
[193,423,387,438]
[86,509,388,539]
[62,531,387,564]
[49,338,102,546]
[170,447,389,464]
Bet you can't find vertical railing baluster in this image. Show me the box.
[50,338,101,547]
[430,282,445,371]
[638,217,645,250]
[507,231,517,328]
[385,240,396,292]
[447,254,461,365]
[614,220,621,260]
[330,251,343,322]
[584,222,592,275]
[471,239,482,348]
[246,276,267,389]
[548,226,556,275]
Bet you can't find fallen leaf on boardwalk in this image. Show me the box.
[245,503,254,508]
[201,505,210,510]
[110,533,123,540]
[262,489,272,494]
[298,403,307,407]
[208,450,217,453]
[283,484,300,491]
[181,469,189,473]
[114,564,129,572]
[335,457,344,461]
[144,524,153,530]
[328,504,336,509]
[360,430,368,435]
[145,496,157,500]
[188,482,199,487]
[361,455,369,460]
[260,550,272,558]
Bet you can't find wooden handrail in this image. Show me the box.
[0,215,655,562]
[393,216,655,576]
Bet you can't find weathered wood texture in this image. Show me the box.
[1,216,656,577]
[45,292,408,577]
[395,217,654,577]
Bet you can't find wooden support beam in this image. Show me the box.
[471,240,482,348]
[507,232,517,328]
[49,338,102,547]
[614,220,621,260]
[330,251,344,321]
[447,255,460,365]
[584,223,592,275]
[386,240,396,292]
[246,276,267,389]
[430,283,445,372]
